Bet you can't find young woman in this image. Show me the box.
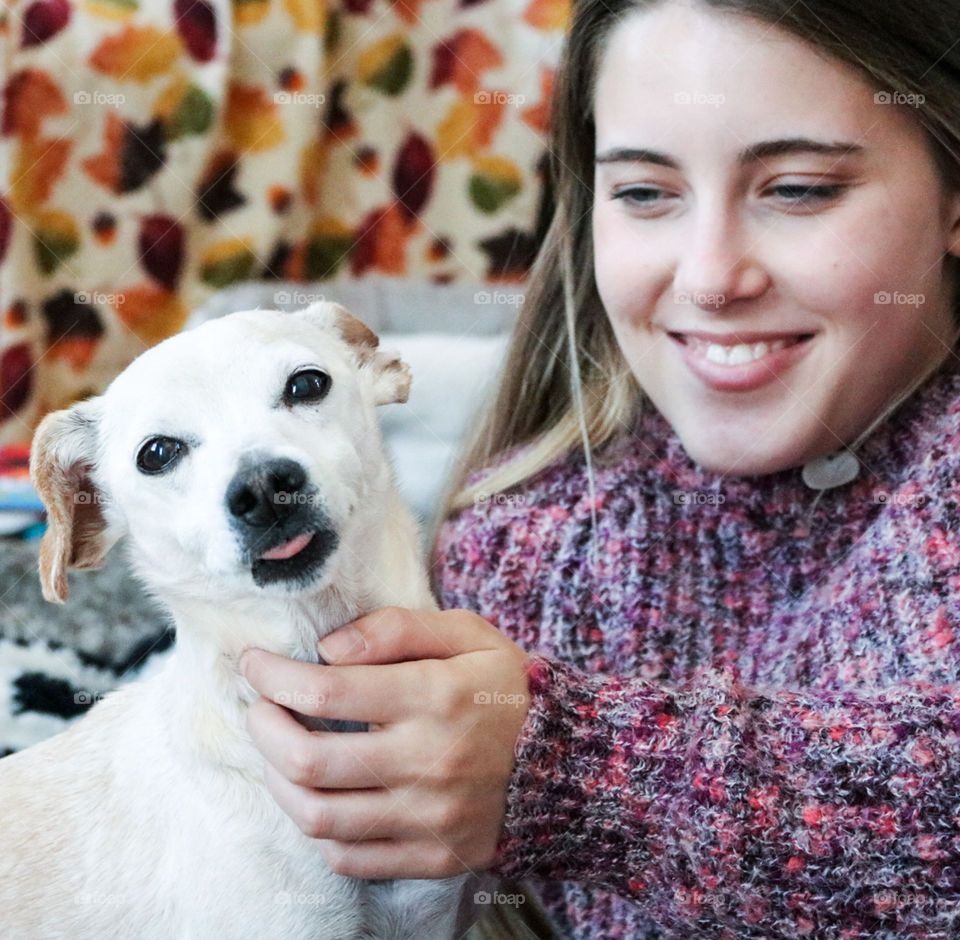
[241,0,960,935]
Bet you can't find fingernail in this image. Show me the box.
[317,625,362,663]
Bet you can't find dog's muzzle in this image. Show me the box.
[225,456,338,588]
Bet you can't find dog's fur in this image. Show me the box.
[0,304,486,939]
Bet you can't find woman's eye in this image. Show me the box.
[768,183,846,204]
[284,369,332,404]
[611,186,668,206]
[137,437,186,474]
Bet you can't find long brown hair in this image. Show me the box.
[437,0,960,528]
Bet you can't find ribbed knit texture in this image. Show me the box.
[435,352,960,939]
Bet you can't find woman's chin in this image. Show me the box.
[678,433,810,479]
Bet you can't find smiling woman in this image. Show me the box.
[423,0,960,938]
[591,6,960,475]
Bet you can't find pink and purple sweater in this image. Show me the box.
[435,352,960,939]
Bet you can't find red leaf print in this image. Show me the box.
[21,0,71,48]
[0,198,10,265]
[174,0,218,63]
[393,132,434,222]
[139,215,185,290]
[0,343,34,421]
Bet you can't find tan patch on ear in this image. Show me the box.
[331,304,380,352]
[29,406,107,603]
[327,303,411,405]
[380,358,411,404]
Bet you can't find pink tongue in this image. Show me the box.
[260,532,313,561]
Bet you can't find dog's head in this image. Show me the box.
[30,303,410,604]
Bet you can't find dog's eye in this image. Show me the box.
[137,437,186,474]
[284,369,331,404]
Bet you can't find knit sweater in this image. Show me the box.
[435,351,960,940]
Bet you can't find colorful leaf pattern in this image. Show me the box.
[0,0,561,441]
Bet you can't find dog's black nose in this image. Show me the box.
[226,458,307,529]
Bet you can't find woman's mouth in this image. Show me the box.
[668,331,815,391]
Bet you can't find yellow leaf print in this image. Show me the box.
[283,0,324,34]
[224,83,285,152]
[232,0,271,27]
[358,34,413,96]
[89,25,183,82]
[436,98,504,160]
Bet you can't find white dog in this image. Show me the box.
[0,303,487,939]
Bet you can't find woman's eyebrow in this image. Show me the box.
[595,138,866,168]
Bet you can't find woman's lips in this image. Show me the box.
[669,331,815,392]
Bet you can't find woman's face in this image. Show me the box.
[592,2,960,475]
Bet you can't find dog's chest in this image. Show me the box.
[125,757,468,940]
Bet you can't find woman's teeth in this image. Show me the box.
[703,338,788,365]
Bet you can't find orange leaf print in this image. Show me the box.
[391,0,426,25]
[10,137,71,212]
[81,112,124,192]
[114,283,189,345]
[522,66,554,135]
[299,138,331,205]
[89,25,182,81]
[224,83,285,152]
[436,97,504,160]
[2,69,68,138]
[523,0,570,30]
[430,29,502,95]
[350,203,411,277]
[50,337,100,370]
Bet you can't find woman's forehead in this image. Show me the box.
[592,5,928,168]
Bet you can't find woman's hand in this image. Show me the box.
[239,607,532,879]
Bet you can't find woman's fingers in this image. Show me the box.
[246,696,406,789]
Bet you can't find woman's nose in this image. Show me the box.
[673,202,769,308]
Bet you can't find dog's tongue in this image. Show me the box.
[260,532,313,561]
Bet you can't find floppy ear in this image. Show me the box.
[295,301,411,406]
[29,400,112,603]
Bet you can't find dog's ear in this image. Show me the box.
[29,400,112,603]
[295,301,411,406]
